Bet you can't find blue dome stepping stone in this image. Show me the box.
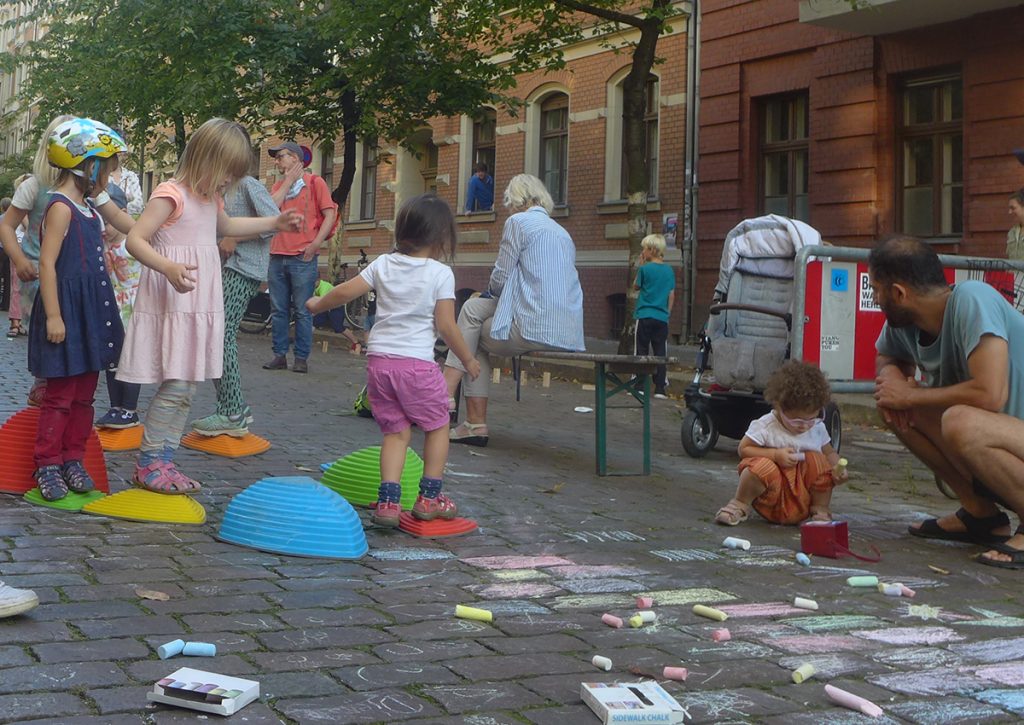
[217,476,368,559]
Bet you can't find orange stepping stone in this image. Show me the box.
[180,432,271,458]
[398,512,478,538]
[0,408,109,495]
[96,425,144,451]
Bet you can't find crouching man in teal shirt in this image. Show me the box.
[871,235,1024,569]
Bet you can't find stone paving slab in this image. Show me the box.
[2,332,1024,723]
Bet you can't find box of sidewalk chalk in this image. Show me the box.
[581,681,685,724]
[148,667,259,716]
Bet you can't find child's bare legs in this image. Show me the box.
[715,469,765,526]
[808,486,834,522]
[414,425,458,521]
[373,427,410,527]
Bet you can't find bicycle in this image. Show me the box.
[341,249,374,331]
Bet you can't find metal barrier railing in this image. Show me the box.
[791,245,1024,393]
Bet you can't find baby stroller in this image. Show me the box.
[681,215,842,457]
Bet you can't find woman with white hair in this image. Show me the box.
[444,173,585,446]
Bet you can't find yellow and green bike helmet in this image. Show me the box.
[47,117,127,170]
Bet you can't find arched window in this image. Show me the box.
[539,93,569,205]
[472,108,496,180]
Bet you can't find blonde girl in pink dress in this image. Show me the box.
[118,119,299,493]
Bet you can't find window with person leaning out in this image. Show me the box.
[465,163,494,213]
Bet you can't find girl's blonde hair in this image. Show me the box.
[32,114,75,188]
[175,118,253,199]
[642,233,667,257]
[503,173,554,214]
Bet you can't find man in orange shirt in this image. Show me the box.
[262,141,338,374]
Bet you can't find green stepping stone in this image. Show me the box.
[320,446,423,509]
[24,487,106,511]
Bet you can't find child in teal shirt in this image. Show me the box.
[633,234,675,398]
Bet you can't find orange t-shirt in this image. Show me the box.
[270,174,338,256]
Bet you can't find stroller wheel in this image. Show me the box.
[823,402,842,453]
[681,409,719,458]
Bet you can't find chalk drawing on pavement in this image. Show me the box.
[649,548,723,562]
[370,549,455,561]
[550,587,736,611]
[781,614,886,633]
[465,582,564,599]
[868,668,985,696]
[962,607,1024,628]
[490,569,551,582]
[769,634,874,655]
[564,530,645,543]
[851,626,965,646]
[949,636,1024,664]
[871,646,963,670]
[975,688,1024,715]
[973,661,1024,687]
[717,602,807,618]
[888,699,1012,725]
[461,555,573,570]
[557,578,644,594]
[777,653,873,679]
[545,564,651,579]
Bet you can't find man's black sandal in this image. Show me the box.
[908,508,1011,545]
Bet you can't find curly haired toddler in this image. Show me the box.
[715,361,847,526]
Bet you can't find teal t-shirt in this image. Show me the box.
[875,281,1024,419]
[634,262,675,322]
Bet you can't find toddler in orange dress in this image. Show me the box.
[715,361,848,526]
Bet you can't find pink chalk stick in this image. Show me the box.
[663,666,688,681]
[825,684,884,718]
[636,596,654,609]
[601,613,623,628]
[712,628,731,642]
[900,584,916,598]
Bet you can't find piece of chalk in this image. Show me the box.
[455,604,493,622]
[795,553,811,566]
[592,655,612,671]
[846,575,879,587]
[601,613,623,628]
[838,458,848,467]
[793,451,806,461]
[157,639,185,660]
[793,596,818,611]
[711,628,731,642]
[636,596,654,609]
[635,610,657,624]
[722,536,751,551]
[182,641,216,657]
[663,666,688,681]
[825,684,884,718]
[693,604,728,621]
[792,663,816,684]
[900,584,916,598]
[629,614,644,628]
[880,583,903,597]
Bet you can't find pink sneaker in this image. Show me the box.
[27,381,46,408]
[412,494,458,521]
[372,500,401,527]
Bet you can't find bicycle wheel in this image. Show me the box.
[345,294,368,330]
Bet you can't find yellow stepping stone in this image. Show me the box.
[82,488,206,524]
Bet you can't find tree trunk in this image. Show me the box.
[617,14,664,354]
[173,113,186,160]
[327,89,360,284]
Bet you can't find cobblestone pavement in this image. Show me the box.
[1,328,1024,724]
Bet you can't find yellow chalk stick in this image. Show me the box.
[629,614,644,628]
[792,663,816,684]
[542,372,551,388]
[455,604,493,622]
[692,604,728,622]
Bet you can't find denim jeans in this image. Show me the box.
[268,254,317,361]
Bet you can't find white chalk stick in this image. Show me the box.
[635,611,656,623]
[592,655,612,671]
[880,583,903,597]
[793,596,818,611]
[722,536,750,551]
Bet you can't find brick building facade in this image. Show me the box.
[694,0,1024,329]
[258,14,689,341]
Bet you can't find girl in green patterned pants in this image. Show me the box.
[192,175,279,437]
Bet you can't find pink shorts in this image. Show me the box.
[366,355,450,434]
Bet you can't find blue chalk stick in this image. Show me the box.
[182,641,217,657]
[796,553,811,566]
[157,639,185,659]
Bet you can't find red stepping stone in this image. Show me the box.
[0,408,109,495]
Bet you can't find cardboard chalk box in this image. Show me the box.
[148,667,259,716]
[581,681,685,724]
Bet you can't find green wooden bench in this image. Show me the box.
[514,351,678,476]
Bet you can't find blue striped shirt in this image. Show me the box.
[489,206,585,351]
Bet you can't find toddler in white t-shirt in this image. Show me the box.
[307,194,480,527]
[715,361,848,526]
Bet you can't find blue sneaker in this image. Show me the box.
[96,408,140,429]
